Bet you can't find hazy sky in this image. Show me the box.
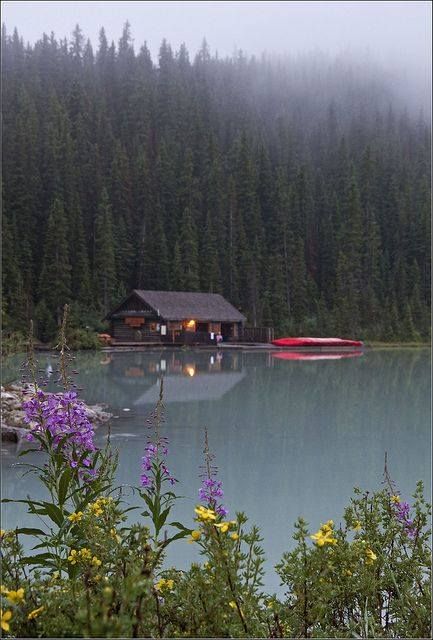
[3,1,431,65]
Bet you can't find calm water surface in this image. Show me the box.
[2,348,431,592]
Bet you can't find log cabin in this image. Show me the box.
[104,290,247,345]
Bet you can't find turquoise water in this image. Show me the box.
[2,348,431,592]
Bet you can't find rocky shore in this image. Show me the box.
[1,384,112,443]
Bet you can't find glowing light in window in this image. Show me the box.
[184,365,196,377]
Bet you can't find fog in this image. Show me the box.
[2,1,431,111]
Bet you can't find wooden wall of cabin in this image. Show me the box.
[111,317,160,341]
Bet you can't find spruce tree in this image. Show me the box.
[94,188,117,314]
[178,207,200,291]
[38,197,72,332]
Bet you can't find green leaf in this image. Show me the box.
[156,506,171,530]
[14,527,47,536]
[21,552,58,567]
[169,521,191,532]
[41,502,65,527]
[164,530,190,544]
[58,467,72,505]
[2,498,45,506]
[18,448,41,457]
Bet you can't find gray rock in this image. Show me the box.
[1,383,112,442]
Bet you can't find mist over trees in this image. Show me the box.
[2,23,431,341]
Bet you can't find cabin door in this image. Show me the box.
[221,323,233,340]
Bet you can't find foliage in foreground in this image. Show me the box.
[1,316,431,638]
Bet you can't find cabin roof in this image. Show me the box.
[107,290,247,322]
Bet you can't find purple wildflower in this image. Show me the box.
[140,437,177,490]
[394,500,417,539]
[198,430,228,517]
[139,378,177,491]
[22,390,97,470]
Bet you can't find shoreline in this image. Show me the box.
[1,383,112,444]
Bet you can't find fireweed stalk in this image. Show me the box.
[22,308,98,480]
[198,428,227,517]
[383,454,418,539]
[138,378,188,553]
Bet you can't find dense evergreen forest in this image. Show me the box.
[2,23,431,342]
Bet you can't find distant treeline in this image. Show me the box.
[2,23,431,341]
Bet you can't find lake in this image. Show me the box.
[2,347,431,593]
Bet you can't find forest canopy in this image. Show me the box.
[2,23,431,341]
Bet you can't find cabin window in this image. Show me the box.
[184,319,196,332]
[124,317,144,327]
[168,321,182,331]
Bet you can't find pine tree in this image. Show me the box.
[38,197,72,332]
[171,241,184,290]
[200,210,221,293]
[178,207,200,291]
[70,198,92,305]
[94,188,117,314]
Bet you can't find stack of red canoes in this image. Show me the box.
[272,337,363,348]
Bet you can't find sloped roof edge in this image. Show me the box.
[105,290,246,322]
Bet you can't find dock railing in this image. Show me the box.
[234,327,274,343]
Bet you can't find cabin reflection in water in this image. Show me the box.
[107,350,246,405]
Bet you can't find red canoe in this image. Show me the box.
[273,351,363,361]
[272,337,363,348]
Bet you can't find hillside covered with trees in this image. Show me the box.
[2,23,431,341]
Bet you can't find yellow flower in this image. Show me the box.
[67,511,83,523]
[155,578,166,591]
[110,528,121,543]
[311,520,338,546]
[231,533,239,541]
[89,503,103,517]
[310,529,338,546]
[1,609,12,632]
[27,606,44,620]
[228,601,237,609]
[5,588,25,604]
[91,556,101,567]
[353,520,362,532]
[188,529,202,543]
[215,521,231,533]
[345,569,353,576]
[67,549,78,564]
[0,530,5,538]
[194,505,217,521]
[79,548,92,561]
[320,520,334,533]
[391,495,401,504]
[155,578,174,592]
[365,548,377,565]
